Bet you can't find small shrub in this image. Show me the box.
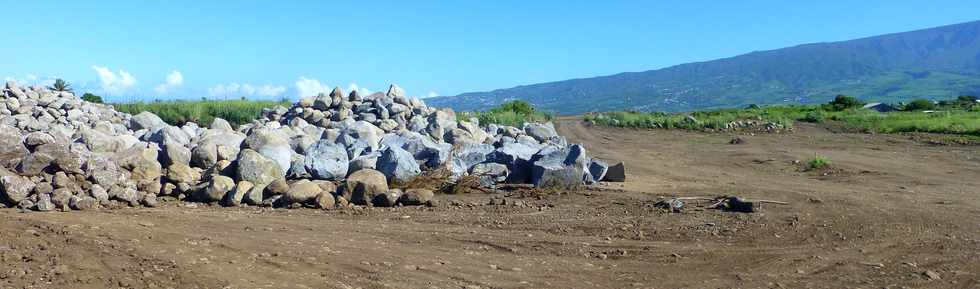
[904,99,937,111]
[800,111,825,123]
[81,93,104,103]
[807,154,830,170]
[826,95,864,111]
[462,100,553,127]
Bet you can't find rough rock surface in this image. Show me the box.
[0,80,609,212]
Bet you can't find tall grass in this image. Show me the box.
[113,99,291,128]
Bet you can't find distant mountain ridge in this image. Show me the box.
[427,20,980,114]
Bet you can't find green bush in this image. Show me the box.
[461,100,553,127]
[904,99,937,111]
[81,93,104,104]
[826,95,864,111]
[800,111,826,123]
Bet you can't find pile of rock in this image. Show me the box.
[0,80,612,212]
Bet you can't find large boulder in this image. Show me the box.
[146,126,191,146]
[129,111,167,131]
[79,128,133,154]
[236,149,284,186]
[376,146,421,183]
[489,142,540,183]
[344,169,388,205]
[398,188,434,206]
[166,163,201,184]
[160,142,191,167]
[244,129,292,177]
[0,125,27,168]
[192,129,246,168]
[114,143,163,183]
[450,143,494,177]
[283,180,323,204]
[0,170,35,205]
[602,162,626,182]
[523,122,559,143]
[586,159,609,184]
[528,145,588,188]
[303,140,348,180]
[19,141,74,176]
[199,175,235,202]
[380,132,451,168]
[469,162,509,187]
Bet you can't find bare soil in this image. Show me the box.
[1,118,978,289]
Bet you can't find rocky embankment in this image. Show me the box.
[0,81,613,212]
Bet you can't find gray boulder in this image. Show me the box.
[523,122,559,143]
[586,159,609,184]
[210,118,233,130]
[0,125,27,168]
[398,188,434,206]
[199,175,235,202]
[236,149,284,186]
[376,146,421,183]
[283,180,322,204]
[0,171,35,205]
[146,126,191,146]
[304,140,349,180]
[160,142,192,167]
[129,111,167,131]
[528,145,587,188]
[192,129,246,168]
[489,142,540,183]
[450,143,494,177]
[244,129,292,177]
[469,162,509,187]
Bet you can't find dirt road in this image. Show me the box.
[2,118,978,288]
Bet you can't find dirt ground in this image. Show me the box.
[1,118,978,289]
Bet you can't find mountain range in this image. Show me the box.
[427,20,980,114]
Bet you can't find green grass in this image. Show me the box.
[458,100,554,127]
[113,99,291,128]
[584,106,802,130]
[585,101,980,137]
[807,154,830,170]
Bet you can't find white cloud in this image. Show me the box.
[425,91,439,98]
[92,66,137,95]
[208,82,286,98]
[295,77,332,97]
[154,70,184,94]
[256,85,287,96]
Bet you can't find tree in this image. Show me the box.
[904,99,936,111]
[47,78,73,92]
[826,95,864,111]
[81,93,104,103]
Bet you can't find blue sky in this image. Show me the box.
[2,1,979,101]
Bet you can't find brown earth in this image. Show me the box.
[1,118,978,289]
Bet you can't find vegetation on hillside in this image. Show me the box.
[585,96,980,137]
[458,100,553,127]
[427,21,980,114]
[113,98,291,127]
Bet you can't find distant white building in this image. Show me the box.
[862,102,897,112]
